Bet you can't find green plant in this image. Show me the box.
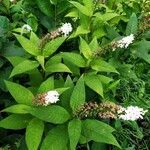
[0,0,149,150]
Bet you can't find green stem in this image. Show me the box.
[87,142,90,150]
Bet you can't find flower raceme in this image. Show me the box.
[112,34,135,51]
[118,106,148,121]
[39,22,72,49]
[58,23,73,36]
[33,90,60,106]
[75,102,148,121]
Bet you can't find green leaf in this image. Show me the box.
[132,40,150,64]
[75,26,90,37]
[68,119,81,150]
[5,80,34,105]
[43,37,66,56]
[0,16,9,35]
[91,59,119,73]
[61,76,74,112]
[7,56,26,67]
[28,105,70,124]
[0,114,32,130]
[29,69,43,87]
[89,37,99,51]
[26,118,44,150]
[82,119,121,148]
[38,76,54,93]
[126,13,138,35]
[46,63,72,73]
[70,1,92,17]
[36,0,54,17]
[1,104,31,114]
[41,125,68,150]
[55,87,70,95]
[14,34,40,56]
[98,75,113,84]
[83,0,93,14]
[70,77,85,112]
[94,12,119,22]
[36,55,45,69]
[45,54,62,67]
[30,32,40,45]
[108,80,120,91]
[64,59,80,75]
[79,37,92,59]
[62,52,86,67]
[84,74,103,97]
[10,60,39,77]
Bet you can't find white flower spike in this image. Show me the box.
[118,106,148,121]
[59,23,72,36]
[112,34,135,51]
[44,90,60,106]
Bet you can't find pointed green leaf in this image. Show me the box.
[38,76,54,93]
[84,74,103,97]
[70,1,92,16]
[5,81,34,105]
[36,0,54,17]
[30,32,40,45]
[132,40,150,64]
[28,105,70,124]
[91,59,119,73]
[26,118,44,150]
[70,77,85,112]
[126,13,138,35]
[7,56,26,67]
[43,37,66,56]
[46,63,72,73]
[61,76,74,112]
[62,52,86,67]
[0,114,32,130]
[36,56,45,69]
[10,60,39,77]
[68,119,81,150]
[1,104,31,114]
[41,126,68,150]
[45,54,62,67]
[14,34,40,56]
[79,37,92,59]
[82,119,121,148]
[98,75,113,84]
[89,37,99,51]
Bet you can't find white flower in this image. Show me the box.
[10,0,15,2]
[112,34,135,51]
[118,106,148,121]
[44,90,59,106]
[59,23,72,36]
[21,24,32,35]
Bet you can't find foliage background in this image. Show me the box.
[0,0,150,150]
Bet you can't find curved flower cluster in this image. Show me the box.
[118,106,148,121]
[33,90,59,106]
[58,23,73,36]
[112,34,135,51]
[75,102,148,121]
[39,22,72,49]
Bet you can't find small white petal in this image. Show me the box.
[118,105,148,121]
[44,90,60,105]
[59,23,72,36]
[21,24,32,34]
